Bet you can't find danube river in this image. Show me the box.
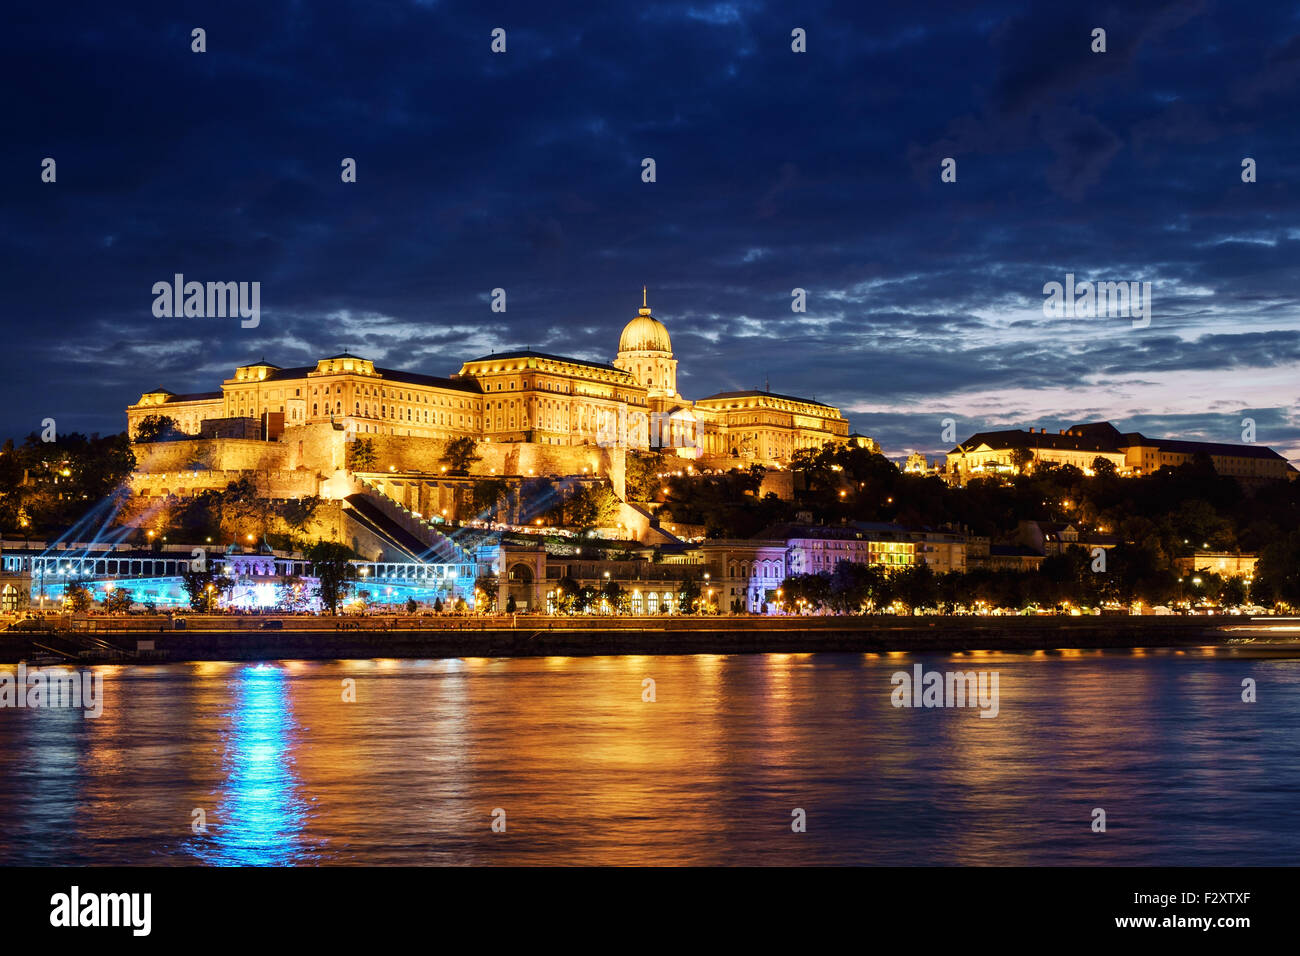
[1,649,1296,865]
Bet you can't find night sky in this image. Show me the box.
[4,1,1298,462]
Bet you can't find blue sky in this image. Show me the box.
[3,0,1298,462]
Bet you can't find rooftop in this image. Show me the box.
[697,389,834,409]
[461,349,625,374]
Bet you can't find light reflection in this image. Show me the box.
[192,664,311,865]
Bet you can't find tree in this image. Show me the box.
[103,587,134,614]
[64,582,93,612]
[625,451,668,500]
[894,563,939,613]
[828,560,886,613]
[778,572,831,612]
[568,483,620,531]
[278,575,312,613]
[1219,576,1247,608]
[406,597,418,614]
[1009,447,1034,475]
[181,568,235,612]
[441,436,481,475]
[471,479,509,520]
[1091,456,1118,478]
[554,575,583,614]
[1254,531,1300,609]
[220,477,274,541]
[307,541,360,614]
[279,496,321,539]
[134,415,180,443]
[598,579,628,614]
[347,438,378,471]
[677,574,703,613]
[474,572,499,611]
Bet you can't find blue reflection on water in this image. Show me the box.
[192,664,312,865]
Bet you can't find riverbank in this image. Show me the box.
[3,616,1295,663]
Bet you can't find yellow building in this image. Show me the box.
[127,292,850,467]
[947,421,1296,484]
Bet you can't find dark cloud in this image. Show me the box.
[1,0,1296,465]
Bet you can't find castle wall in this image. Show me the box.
[133,427,632,504]
[132,438,292,474]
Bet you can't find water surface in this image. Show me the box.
[0,649,1296,865]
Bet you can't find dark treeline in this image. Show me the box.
[638,442,1300,609]
[0,431,136,534]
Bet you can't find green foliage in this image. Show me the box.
[0,431,136,534]
[625,451,670,500]
[307,540,360,614]
[474,571,499,611]
[777,572,831,611]
[63,581,93,612]
[103,588,134,614]
[567,483,620,531]
[659,469,788,538]
[278,575,312,613]
[677,574,703,613]
[347,438,378,471]
[134,415,181,443]
[826,560,887,612]
[1009,447,1035,475]
[553,574,592,613]
[441,436,481,475]
[534,480,621,531]
[279,495,321,535]
[471,478,509,519]
[1254,531,1300,609]
[180,567,234,611]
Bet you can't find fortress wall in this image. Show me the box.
[128,468,320,499]
[136,428,630,500]
[759,470,794,500]
[133,438,292,474]
[340,433,627,498]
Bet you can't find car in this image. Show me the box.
[259,619,284,630]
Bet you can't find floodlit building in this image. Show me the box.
[946,421,1295,484]
[127,291,849,468]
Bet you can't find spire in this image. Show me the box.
[642,285,648,308]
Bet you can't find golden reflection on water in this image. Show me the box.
[0,649,1297,865]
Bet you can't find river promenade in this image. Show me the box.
[3,614,1295,664]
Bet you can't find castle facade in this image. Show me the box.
[128,293,849,466]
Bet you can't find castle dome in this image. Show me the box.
[618,289,672,353]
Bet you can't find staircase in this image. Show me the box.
[345,487,469,564]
